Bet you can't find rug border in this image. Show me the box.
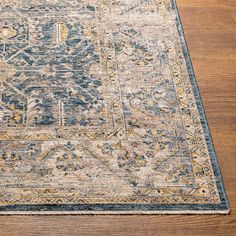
[0,0,230,215]
[171,0,230,213]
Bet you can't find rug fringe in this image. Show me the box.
[0,209,230,215]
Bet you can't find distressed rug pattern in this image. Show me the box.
[0,0,229,214]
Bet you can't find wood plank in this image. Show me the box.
[177,0,236,8]
[178,8,236,31]
[0,215,236,236]
[184,33,236,59]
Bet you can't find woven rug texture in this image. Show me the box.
[0,0,229,214]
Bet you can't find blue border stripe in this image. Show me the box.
[0,0,229,213]
[171,0,229,211]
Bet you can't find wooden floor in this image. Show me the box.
[0,1,236,235]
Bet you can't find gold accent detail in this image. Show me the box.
[57,22,69,43]
[13,114,21,122]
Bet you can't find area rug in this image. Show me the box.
[0,0,230,214]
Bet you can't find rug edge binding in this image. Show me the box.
[0,209,231,215]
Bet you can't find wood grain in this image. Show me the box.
[0,1,236,235]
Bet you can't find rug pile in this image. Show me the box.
[0,0,229,214]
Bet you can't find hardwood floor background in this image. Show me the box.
[0,0,236,235]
